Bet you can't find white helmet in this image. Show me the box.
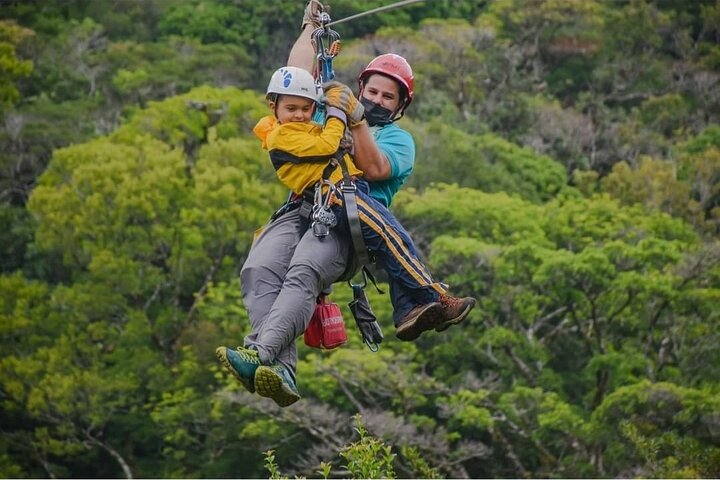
[266,66,320,102]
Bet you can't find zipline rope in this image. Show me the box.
[326,0,427,27]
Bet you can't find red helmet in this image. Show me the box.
[358,53,414,112]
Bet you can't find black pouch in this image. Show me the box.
[349,283,383,352]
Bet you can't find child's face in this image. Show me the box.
[273,95,315,124]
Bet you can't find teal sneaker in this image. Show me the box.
[216,346,260,393]
[255,364,301,407]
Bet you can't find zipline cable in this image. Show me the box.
[326,0,428,27]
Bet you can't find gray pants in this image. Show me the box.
[241,208,350,377]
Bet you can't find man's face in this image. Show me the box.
[273,95,315,124]
[361,74,402,112]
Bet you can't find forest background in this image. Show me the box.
[1,0,720,478]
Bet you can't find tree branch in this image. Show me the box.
[502,345,537,387]
[85,431,133,479]
[493,427,529,478]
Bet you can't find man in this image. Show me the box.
[216,1,475,408]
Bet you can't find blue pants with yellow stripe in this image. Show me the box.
[334,180,447,323]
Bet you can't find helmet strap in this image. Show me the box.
[267,93,280,120]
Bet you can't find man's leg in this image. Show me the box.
[352,191,476,339]
[353,191,445,300]
[386,276,418,326]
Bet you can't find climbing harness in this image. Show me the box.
[306,6,372,268]
[308,5,372,266]
[333,147,387,353]
[307,3,390,350]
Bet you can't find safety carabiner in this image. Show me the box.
[311,12,341,83]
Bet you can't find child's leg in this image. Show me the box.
[241,209,302,352]
[254,221,350,371]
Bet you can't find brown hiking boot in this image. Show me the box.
[396,302,443,341]
[435,294,476,332]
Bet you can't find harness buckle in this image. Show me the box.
[341,181,356,193]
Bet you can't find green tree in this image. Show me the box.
[392,184,718,477]
[1,86,284,477]
[591,381,720,478]
[2,3,720,478]
[402,123,568,203]
[0,20,33,110]
[600,125,720,234]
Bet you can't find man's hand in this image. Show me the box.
[322,81,364,126]
[301,0,324,30]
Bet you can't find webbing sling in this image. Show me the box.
[317,151,383,293]
[331,150,370,267]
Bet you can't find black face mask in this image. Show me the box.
[360,97,395,127]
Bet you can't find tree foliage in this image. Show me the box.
[0,19,33,110]
[1,1,719,478]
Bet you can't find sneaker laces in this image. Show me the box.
[439,294,474,318]
[234,346,259,361]
[439,294,462,308]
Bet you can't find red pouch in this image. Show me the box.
[304,296,348,350]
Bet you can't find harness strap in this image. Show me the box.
[293,191,315,232]
[321,157,338,181]
[333,150,371,267]
[342,184,370,266]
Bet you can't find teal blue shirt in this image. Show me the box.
[313,109,415,207]
[368,122,415,207]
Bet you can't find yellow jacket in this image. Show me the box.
[253,115,363,195]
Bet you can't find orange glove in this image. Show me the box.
[322,81,365,126]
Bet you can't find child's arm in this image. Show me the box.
[288,106,348,158]
[264,108,352,195]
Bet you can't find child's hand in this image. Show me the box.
[322,81,364,125]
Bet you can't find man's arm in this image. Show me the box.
[288,26,315,72]
[350,122,392,180]
[289,4,393,181]
[289,0,325,71]
[322,82,394,181]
